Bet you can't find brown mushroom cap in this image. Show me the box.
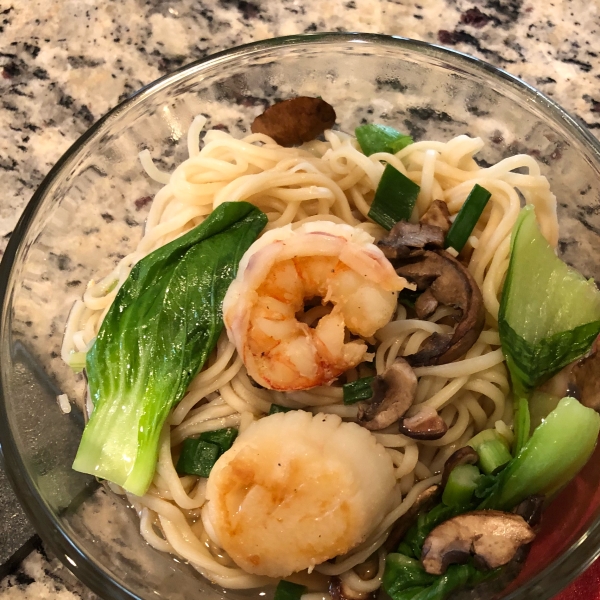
[378,221,446,261]
[420,200,452,234]
[513,495,545,528]
[441,446,480,488]
[384,485,441,551]
[414,288,439,320]
[398,405,448,440]
[357,358,417,431]
[392,250,485,367]
[250,97,336,147]
[570,334,600,411]
[421,510,536,575]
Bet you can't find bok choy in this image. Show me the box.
[383,397,600,600]
[72,202,267,496]
[499,205,600,394]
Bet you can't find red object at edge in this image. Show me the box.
[555,558,600,599]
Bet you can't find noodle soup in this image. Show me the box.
[60,103,600,600]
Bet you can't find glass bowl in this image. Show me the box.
[1,32,600,600]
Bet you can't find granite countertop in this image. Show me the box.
[0,0,599,598]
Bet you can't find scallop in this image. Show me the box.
[203,411,396,578]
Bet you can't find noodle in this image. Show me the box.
[61,118,558,593]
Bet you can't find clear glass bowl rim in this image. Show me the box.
[1,31,600,600]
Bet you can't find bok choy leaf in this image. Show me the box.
[499,205,600,394]
[72,202,267,496]
[480,396,600,510]
[383,397,600,600]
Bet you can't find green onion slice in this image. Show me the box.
[476,439,512,475]
[355,124,413,156]
[468,428,512,474]
[442,464,481,507]
[368,164,420,230]
[176,427,239,478]
[176,439,220,478]
[445,184,492,252]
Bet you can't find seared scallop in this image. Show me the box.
[203,411,396,578]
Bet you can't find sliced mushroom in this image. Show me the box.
[393,250,485,366]
[384,485,441,551]
[378,221,446,260]
[420,200,452,234]
[441,446,480,487]
[357,358,417,431]
[421,510,536,575]
[414,288,439,319]
[514,495,545,528]
[571,334,600,411]
[250,97,336,147]
[398,405,448,440]
[329,577,376,600]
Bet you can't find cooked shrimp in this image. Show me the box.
[203,411,396,578]
[223,221,410,390]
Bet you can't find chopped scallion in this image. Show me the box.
[343,376,375,405]
[477,439,512,475]
[199,428,238,453]
[445,184,491,252]
[176,427,239,477]
[355,124,413,157]
[368,164,420,230]
[274,580,307,600]
[176,439,220,478]
[468,429,512,474]
[442,464,481,507]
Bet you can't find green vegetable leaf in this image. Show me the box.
[355,124,413,156]
[343,376,375,405]
[383,554,436,599]
[72,202,267,496]
[444,184,491,253]
[383,554,497,600]
[403,503,464,559]
[368,164,421,230]
[499,205,600,392]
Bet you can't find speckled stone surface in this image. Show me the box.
[0,0,599,598]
